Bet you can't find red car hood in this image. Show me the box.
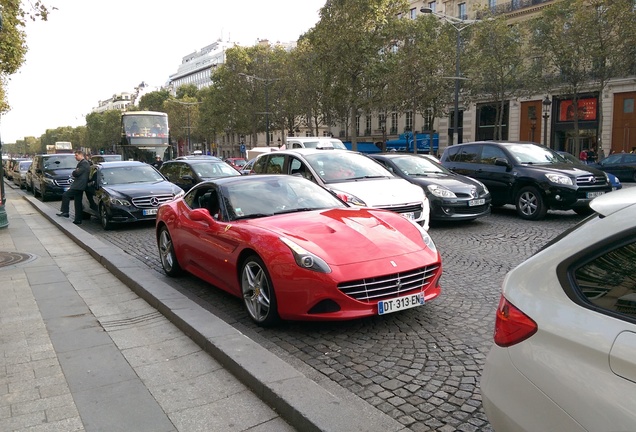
[245,207,427,265]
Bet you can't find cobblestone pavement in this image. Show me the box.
[37,190,587,431]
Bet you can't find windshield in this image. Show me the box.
[44,156,77,170]
[221,176,346,220]
[195,162,241,178]
[304,152,393,183]
[123,114,168,137]
[392,155,449,175]
[508,144,562,164]
[100,165,165,185]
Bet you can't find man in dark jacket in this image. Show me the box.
[57,150,90,225]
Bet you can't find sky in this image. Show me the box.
[1,0,326,143]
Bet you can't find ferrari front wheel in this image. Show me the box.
[241,255,279,326]
[158,226,183,277]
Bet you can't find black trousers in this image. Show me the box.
[60,188,84,222]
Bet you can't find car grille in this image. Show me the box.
[132,194,174,209]
[56,178,72,187]
[454,204,490,214]
[576,174,608,186]
[338,265,440,302]
[376,203,423,214]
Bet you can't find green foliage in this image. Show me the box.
[85,111,121,153]
[0,1,54,113]
[138,89,170,112]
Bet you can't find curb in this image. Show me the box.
[23,193,407,432]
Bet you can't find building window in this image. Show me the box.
[424,110,434,131]
[365,115,372,135]
[624,98,634,114]
[406,111,413,132]
[410,8,417,20]
[488,0,496,9]
[458,3,466,19]
[391,112,398,134]
[428,1,437,13]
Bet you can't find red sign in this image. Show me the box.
[559,98,597,122]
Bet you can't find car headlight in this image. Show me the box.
[110,197,131,206]
[407,218,437,253]
[280,237,331,273]
[330,188,366,206]
[173,190,185,200]
[545,173,573,185]
[43,177,56,185]
[426,184,457,198]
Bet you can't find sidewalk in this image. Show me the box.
[0,183,405,432]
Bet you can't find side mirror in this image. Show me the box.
[494,158,511,169]
[190,208,215,226]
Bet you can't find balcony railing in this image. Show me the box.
[476,0,551,19]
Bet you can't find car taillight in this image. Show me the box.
[493,295,538,347]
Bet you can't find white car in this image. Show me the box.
[250,148,430,230]
[481,186,636,432]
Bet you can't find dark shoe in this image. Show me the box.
[56,212,69,217]
[73,220,82,225]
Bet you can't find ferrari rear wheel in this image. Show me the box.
[158,226,183,277]
[241,255,279,326]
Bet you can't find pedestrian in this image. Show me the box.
[56,150,90,225]
[579,148,588,163]
[586,147,596,164]
[152,155,163,169]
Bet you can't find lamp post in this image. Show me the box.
[239,73,279,146]
[420,7,479,146]
[542,96,552,148]
[379,116,387,152]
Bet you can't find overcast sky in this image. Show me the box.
[1,0,326,143]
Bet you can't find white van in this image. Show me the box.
[284,137,347,150]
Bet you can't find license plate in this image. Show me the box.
[143,208,158,216]
[378,293,424,315]
[587,191,604,199]
[401,212,415,220]
[468,198,485,207]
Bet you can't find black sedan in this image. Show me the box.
[369,153,491,222]
[159,158,240,192]
[81,161,184,230]
[591,152,636,182]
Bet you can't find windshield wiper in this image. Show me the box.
[273,207,317,215]
[349,175,391,180]
[234,213,273,220]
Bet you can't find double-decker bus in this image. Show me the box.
[54,141,73,153]
[119,111,172,162]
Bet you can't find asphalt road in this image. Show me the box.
[29,183,592,432]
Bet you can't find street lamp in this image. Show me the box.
[239,73,279,146]
[542,96,552,148]
[379,116,387,152]
[420,7,480,146]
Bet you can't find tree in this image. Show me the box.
[0,1,54,113]
[306,0,410,150]
[138,89,170,112]
[85,111,121,153]
[464,15,534,140]
[527,0,636,149]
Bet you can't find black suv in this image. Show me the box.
[440,141,612,220]
[27,153,77,201]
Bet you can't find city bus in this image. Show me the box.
[54,141,73,153]
[119,111,172,162]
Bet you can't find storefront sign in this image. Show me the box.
[559,98,597,122]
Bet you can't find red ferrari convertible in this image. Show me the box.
[156,175,442,326]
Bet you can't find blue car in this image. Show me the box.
[557,151,621,190]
